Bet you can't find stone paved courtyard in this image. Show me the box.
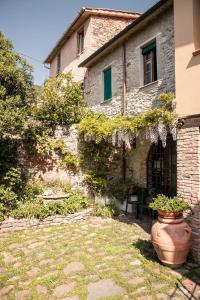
[0,216,200,300]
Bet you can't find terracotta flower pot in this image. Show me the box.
[151,211,192,268]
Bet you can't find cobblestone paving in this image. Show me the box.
[0,216,199,300]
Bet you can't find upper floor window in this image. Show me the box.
[103,67,112,101]
[193,0,200,52]
[142,41,157,85]
[77,28,84,54]
[57,52,61,75]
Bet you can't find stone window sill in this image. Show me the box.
[139,80,160,90]
[193,49,200,56]
[100,98,112,105]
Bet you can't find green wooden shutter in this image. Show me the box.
[142,41,156,55]
[104,67,112,101]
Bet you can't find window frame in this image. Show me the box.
[142,41,157,86]
[193,0,200,55]
[77,27,85,55]
[103,66,112,102]
[56,52,61,75]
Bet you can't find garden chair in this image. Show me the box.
[125,187,140,218]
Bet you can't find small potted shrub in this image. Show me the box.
[149,194,191,218]
[149,194,192,268]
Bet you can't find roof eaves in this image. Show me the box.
[79,0,171,68]
[44,7,140,64]
[44,7,87,63]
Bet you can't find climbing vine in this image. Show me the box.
[79,94,178,148]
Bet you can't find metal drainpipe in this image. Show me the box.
[122,43,127,181]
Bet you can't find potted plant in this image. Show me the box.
[149,194,192,268]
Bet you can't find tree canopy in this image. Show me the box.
[0,31,35,137]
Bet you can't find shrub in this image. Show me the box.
[10,192,90,220]
[10,201,45,220]
[93,204,119,218]
[84,171,107,194]
[149,194,191,213]
[44,179,72,194]
[109,179,135,202]
[22,180,44,202]
[52,140,78,171]
[0,185,18,210]
[0,203,5,223]
[3,167,24,195]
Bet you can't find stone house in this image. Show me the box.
[44,8,140,82]
[43,0,200,263]
[79,0,200,263]
[79,0,176,194]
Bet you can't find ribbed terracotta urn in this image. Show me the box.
[151,211,192,268]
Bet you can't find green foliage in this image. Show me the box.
[80,140,115,195]
[52,140,78,171]
[93,204,119,218]
[158,93,174,111]
[109,179,135,202]
[79,94,177,144]
[11,192,90,220]
[22,180,44,202]
[0,186,18,211]
[0,31,35,137]
[44,179,72,194]
[36,73,85,129]
[0,203,5,223]
[149,194,191,212]
[0,139,19,183]
[84,171,107,194]
[3,167,24,195]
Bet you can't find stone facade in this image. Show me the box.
[84,8,175,117]
[177,126,200,263]
[49,15,135,82]
[33,126,87,194]
[90,16,133,49]
[83,7,175,191]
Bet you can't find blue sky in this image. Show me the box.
[0,0,158,85]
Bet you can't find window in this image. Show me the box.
[57,52,61,75]
[193,0,200,52]
[142,41,157,85]
[103,67,112,101]
[77,29,84,54]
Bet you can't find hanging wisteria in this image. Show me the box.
[80,94,178,149]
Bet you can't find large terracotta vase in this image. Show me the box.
[151,211,192,268]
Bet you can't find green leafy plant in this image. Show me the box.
[0,32,35,138]
[149,194,191,213]
[0,203,5,223]
[36,72,85,129]
[109,179,135,202]
[84,171,107,194]
[44,179,72,194]
[52,140,78,171]
[22,180,44,202]
[11,192,90,220]
[93,204,119,218]
[0,185,18,210]
[3,167,24,195]
[79,94,178,148]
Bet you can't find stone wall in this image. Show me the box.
[90,16,133,50]
[177,126,200,263]
[17,125,88,195]
[50,15,134,82]
[0,209,92,233]
[84,7,175,117]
